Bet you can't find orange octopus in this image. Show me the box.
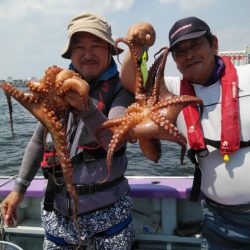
[0,66,89,225]
[97,38,204,179]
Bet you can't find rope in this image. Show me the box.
[0,176,17,188]
[0,241,23,250]
[0,203,5,241]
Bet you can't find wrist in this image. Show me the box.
[15,177,31,187]
[13,178,30,195]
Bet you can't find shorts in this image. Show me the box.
[42,194,135,249]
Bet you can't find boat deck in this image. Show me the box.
[0,176,202,250]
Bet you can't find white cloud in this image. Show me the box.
[0,0,134,79]
[157,0,216,10]
[0,0,134,20]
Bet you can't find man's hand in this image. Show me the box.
[64,90,89,112]
[126,22,156,48]
[1,191,24,227]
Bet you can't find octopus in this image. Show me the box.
[97,38,204,179]
[0,66,89,227]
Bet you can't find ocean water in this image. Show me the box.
[0,87,194,177]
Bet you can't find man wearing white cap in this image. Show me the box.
[121,17,250,249]
[1,12,135,249]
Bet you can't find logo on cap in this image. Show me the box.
[171,24,192,39]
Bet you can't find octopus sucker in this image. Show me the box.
[0,66,89,228]
[97,38,204,177]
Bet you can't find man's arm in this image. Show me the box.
[1,122,45,226]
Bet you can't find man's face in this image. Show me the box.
[172,36,218,84]
[70,32,111,80]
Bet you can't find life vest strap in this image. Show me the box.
[43,175,125,212]
[187,148,202,202]
[205,138,250,150]
[56,176,125,195]
[71,146,126,165]
[43,173,57,212]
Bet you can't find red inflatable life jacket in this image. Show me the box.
[180,56,240,160]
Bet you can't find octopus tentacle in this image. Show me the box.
[115,38,144,99]
[27,81,49,93]
[42,106,79,224]
[104,118,136,181]
[151,112,187,164]
[45,95,68,115]
[96,117,125,134]
[146,47,168,104]
[44,66,63,87]
[27,66,63,92]
[55,69,81,94]
[145,53,164,106]
[1,83,40,107]
[61,77,89,111]
[139,138,161,163]
[152,47,169,102]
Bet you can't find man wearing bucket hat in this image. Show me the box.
[121,17,250,249]
[61,12,123,59]
[1,12,135,249]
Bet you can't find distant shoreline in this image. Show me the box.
[0,80,30,87]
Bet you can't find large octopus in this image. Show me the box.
[97,38,204,179]
[0,66,89,227]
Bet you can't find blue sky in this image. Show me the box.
[0,0,249,80]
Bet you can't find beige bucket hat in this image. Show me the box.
[61,12,123,59]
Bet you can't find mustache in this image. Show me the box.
[80,58,98,64]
